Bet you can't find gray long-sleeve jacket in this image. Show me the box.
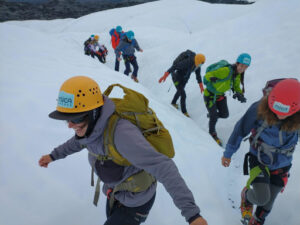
[50,96,200,222]
[115,37,141,57]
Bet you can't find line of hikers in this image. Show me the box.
[42,28,300,225]
[159,50,250,147]
[84,25,142,83]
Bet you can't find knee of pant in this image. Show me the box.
[255,189,271,206]
[219,112,229,118]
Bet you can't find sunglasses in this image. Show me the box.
[68,115,88,124]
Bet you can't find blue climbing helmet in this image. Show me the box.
[90,34,95,38]
[126,30,135,40]
[116,26,122,33]
[237,53,251,66]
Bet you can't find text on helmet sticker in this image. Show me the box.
[57,91,74,108]
[242,58,251,64]
[273,101,290,113]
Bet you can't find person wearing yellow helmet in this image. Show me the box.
[158,50,206,117]
[39,76,208,225]
[84,34,108,63]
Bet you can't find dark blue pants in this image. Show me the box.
[104,193,156,225]
[115,56,120,71]
[123,55,138,78]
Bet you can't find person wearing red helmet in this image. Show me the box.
[221,78,300,225]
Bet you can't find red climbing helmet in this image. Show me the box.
[268,78,300,116]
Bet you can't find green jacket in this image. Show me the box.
[204,66,243,97]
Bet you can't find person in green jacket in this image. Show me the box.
[203,53,251,146]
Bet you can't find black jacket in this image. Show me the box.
[167,52,202,85]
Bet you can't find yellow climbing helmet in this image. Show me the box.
[194,54,206,67]
[94,35,99,41]
[49,76,104,120]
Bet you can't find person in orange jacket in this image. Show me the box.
[159,50,206,117]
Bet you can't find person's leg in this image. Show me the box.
[171,75,181,106]
[251,171,286,224]
[204,95,218,134]
[216,96,229,119]
[246,182,271,206]
[178,87,187,113]
[115,56,120,71]
[130,56,139,78]
[123,56,131,76]
[91,51,95,58]
[171,82,186,113]
[171,88,180,106]
[105,194,156,225]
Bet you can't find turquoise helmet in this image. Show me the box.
[237,53,251,66]
[126,30,135,40]
[116,26,122,33]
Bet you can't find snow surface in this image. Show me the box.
[0,0,299,224]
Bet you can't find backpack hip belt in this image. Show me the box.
[108,170,156,214]
[88,151,156,208]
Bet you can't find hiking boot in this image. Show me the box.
[183,112,190,118]
[171,103,179,109]
[240,187,253,222]
[131,75,139,83]
[248,216,263,225]
[210,132,222,146]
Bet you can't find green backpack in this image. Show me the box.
[204,60,233,95]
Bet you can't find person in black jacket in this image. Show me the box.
[159,50,206,117]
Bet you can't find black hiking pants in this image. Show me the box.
[104,193,155,225]
[204,95,229,134]
[91,51,105,63]
[123,55,138,78]
[171,75,187,113]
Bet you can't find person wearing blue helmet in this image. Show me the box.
[203,53,251,146]
[110,26,127,71]
[116,25,122,33]
[115,30,143,82]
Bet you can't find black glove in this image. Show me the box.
[233,93,247,103]
[210,77,218,83]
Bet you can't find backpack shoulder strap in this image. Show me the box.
[103,113,131,166]
[251,120,269,147]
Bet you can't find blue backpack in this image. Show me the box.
[109,28,116,36]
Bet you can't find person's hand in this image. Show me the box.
[139,49,143,52]
[221,156,231,167]
[233,93,247,103]
[210,77,218,83]
[199,83,204,93]
[117,57,121,61]
[190,216,208,225]
[39,155,53,168]
[158,72,170,83]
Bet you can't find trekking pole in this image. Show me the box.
[167,83,172,92]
